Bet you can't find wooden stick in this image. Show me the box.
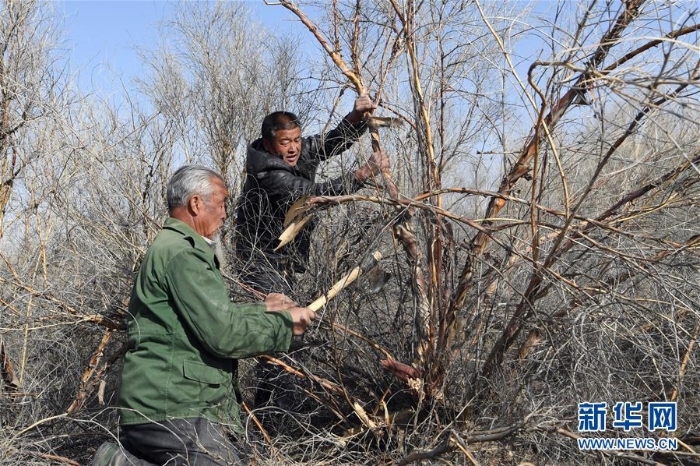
[308,251,382,312]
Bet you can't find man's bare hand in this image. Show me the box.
[354,150,390,182]
[366,150,390,175]
[264,293,297,312]
[347,93,377,124]
[285,307,317,336]
[264,294,316,335]
[354,94,377,114]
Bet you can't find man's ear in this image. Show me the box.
[262,139,273,154]
[188,194,201,214]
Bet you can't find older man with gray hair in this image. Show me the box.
[93,165,315,465]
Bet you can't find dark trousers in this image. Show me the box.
[236,258,308,434]
[119,418,243,465]
[238,260,294,296]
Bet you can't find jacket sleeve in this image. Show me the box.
[164,247,293,359]
[305,118,367,164]
[260,168,362,199]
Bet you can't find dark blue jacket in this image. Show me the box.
[235,118,366,273]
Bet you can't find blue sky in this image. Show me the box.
[57,1,174,91]
[53,0,560,102]
[55,1,298,93]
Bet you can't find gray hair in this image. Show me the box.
[167,165,224,212]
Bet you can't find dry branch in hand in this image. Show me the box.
[308,251,382,312]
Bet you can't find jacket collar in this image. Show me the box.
[247,139,298,175]
[162,217,220,267]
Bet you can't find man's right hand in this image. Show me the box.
[367,150,390,175]
[354,150,390,183]
[264,293,316,335]
[285,307,317,335]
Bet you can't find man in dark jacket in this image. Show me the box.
[235,94,389,295]
[234,95,388,432]
[92,165,316,466]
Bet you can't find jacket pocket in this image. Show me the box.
[182,360,228,386]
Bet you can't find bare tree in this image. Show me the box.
[0,0,74,237]
[250,0,700,464]
[2,0,700,464]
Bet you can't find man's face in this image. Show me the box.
[193,177,229,240]
[264,127,302,167]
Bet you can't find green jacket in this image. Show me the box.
[118,218,293,427]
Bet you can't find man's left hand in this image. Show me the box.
[264,293,297,312]
[354,94,377,114]
[347,94,377,124]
